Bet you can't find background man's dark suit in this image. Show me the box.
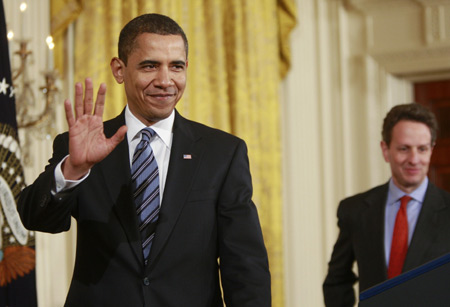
[18,110,271,306]
[323,181,450,307]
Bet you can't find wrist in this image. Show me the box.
[62,156,90,180]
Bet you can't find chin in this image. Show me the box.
[405,179,424,188]
[151,111,172,122]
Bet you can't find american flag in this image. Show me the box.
[0,1,37,306]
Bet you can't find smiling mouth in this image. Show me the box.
[146,93,175,100]
[152,93,174,96]
[405,168,421,174]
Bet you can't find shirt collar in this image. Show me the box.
[388,177,429,204]
[125,106,174,148]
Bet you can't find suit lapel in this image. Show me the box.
[148,111,205,266]
[98,111,142,263]
[362,184,390,277]
[404,182,445,271]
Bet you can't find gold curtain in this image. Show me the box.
[51,0,296,305]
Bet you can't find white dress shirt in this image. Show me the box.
[125,106,174,201]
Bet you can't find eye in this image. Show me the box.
[139,61,159,71]
[418,146,430,153]
[142,63,157,70]
[171,64,185,71]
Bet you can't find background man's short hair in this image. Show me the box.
[382,103,438,146]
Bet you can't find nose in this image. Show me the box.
[154,67,173,88]
[408,148,420,164]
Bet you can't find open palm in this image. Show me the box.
[63,78,127,180]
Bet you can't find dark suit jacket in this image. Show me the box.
[18,110,271,307]
[323,181,450,307]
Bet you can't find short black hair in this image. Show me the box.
[118,13,188,65]
[382,103,438,146]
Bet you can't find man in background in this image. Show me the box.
[323,103,450,306]
[18,13,271,306]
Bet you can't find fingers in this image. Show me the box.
[74,82,83,119]
[94,83,107,118]
[74,78,107,119]
[84,78,94,115]
[64,99,75,128]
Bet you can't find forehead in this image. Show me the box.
[131,33,186,59]
[391,120,431,144]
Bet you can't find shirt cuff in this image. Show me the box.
[53,155,90,194]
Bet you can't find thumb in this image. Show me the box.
[110,125,128,146]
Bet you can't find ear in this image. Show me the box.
[186,60,189,68]
[380,141,390,163]
[110,57,125,84]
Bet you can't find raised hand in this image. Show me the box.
[62,78,127,180]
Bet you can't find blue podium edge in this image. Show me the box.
[359,252,450,301]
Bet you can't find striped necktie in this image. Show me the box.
[131,127,160,260]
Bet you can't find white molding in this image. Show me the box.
[346,0,450,79]
[414,0,450,6]
[346,0,450,11]
[371,46,450,78]
[345,0,420,12]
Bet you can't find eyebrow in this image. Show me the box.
[396,143,432,148]
[172,60,186,66]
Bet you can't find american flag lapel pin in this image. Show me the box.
[183,154,192,160]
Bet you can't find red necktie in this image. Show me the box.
[387,195,412,278]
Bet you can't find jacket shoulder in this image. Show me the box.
[340,183,388,206]
[337,183,388,220]
[425,182,450,205]
[175,111,244,145]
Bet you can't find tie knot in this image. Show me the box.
[400,195,412,208]
[141,127,156,142]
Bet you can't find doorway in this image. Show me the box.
[414,80,450,192]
